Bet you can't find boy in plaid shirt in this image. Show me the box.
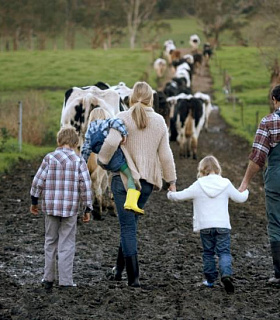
[30,126,93,290]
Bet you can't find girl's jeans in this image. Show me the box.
[200,228,232,283]
[111,175,153,257]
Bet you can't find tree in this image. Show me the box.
[121,0,157,49]
[193,0,256,48]
[253,0,280,111]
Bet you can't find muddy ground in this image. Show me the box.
[1,54,280,320]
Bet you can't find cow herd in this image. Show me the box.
[60,36,214,216]
[154,36,214,160]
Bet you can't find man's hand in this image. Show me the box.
[30,204,39,215]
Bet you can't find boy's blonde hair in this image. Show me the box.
[130,81,154,130]
[197,155,222,178]
[88,107,111,124]
[57,125,79,148]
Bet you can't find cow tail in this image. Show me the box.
[185,110,193,138]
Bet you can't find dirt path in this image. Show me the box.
[0,53,279,320]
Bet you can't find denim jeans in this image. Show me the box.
[111,175,153,257]
[200,228,232,283]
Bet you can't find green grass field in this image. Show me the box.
[210,46,271,142]
[0,18,274,173]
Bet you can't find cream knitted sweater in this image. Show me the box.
[98,106,176,190]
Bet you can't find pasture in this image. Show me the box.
[1,18,280,319]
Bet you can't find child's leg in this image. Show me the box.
[120,163,136,189]
[44,215,60,283]
[120,163,144,214]
[57,215,77,286]
[200,228,218,283]
[215,228,232,278]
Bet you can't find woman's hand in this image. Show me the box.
[168,183,176,192]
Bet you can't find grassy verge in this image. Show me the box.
[210,46,271,144]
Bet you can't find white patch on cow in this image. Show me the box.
[153,58,167,78]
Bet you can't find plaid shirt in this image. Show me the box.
[250,110,280,168]
[81,118,127,163]
[30,147,93,217]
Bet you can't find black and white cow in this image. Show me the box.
[194,92,213,131]
[61,86,120,151]
[170,95,206,159]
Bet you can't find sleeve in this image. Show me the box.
[30,157,49,198]
[158,124,177,183]
[98,128,122,165]
[79,159,93,209]
[228,183,249,203]
[167,182,197,201]
[249,118,270,168]
[81,128,92,163]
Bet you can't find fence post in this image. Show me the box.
[240,102,244,126]
[18,101,22,152]
[256,111,259,130]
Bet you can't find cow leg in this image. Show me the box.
[191,137,198,160]
[186,137,192,158]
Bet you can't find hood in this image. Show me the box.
[197,174,230,198]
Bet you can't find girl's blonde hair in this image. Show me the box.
[57,125,79,148]
[130,81,153,130]
[88,107,111,124]
[197,155,222,178]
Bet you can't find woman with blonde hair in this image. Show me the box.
[167,155,249,294]
[98,81,177,287]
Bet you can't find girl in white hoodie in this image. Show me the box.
[167,155,249,294]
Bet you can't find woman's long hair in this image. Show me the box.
[130,81,153,130]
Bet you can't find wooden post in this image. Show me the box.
[18,101,22,152]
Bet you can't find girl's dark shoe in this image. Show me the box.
[222,276,234,294]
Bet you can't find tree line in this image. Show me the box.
[1,0,263,51]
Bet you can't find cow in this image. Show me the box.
[189,34,201,53]
[194,92,213,131]
[153,91,170,127]
[203,43,213,66]
[172,95,206,159]
[166,93,193,141]
[61,86,120,152]
[174,62,192,89]
[87,152,116,218]
[163,39,176,64]
[110,82,132,110]
[153,58,167,78]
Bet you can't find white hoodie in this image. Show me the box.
[167,174,249,232]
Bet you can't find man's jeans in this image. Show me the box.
[200,228,232,283]
[111,175,153,257]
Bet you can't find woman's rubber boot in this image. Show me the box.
[125,255,140,288]
[124,189,144,215]
[113,246,125,281]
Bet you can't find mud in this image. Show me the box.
[1,54,280,320]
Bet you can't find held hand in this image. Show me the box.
[30,204,39,215]
[168,184,176,192]
[82,212,91,223]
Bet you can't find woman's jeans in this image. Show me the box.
[200,228,232,283]
[111,175,153,257]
